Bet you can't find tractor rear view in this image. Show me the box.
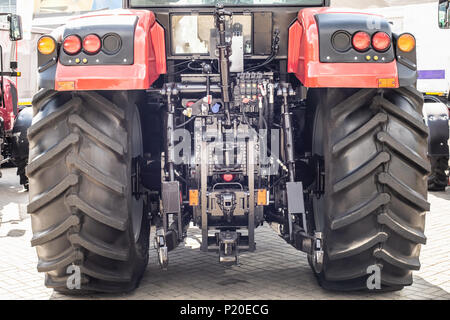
[29,0,429,293]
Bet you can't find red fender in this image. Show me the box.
[288,8,399,88]
[55,9,166,91]
[1,79,18,132]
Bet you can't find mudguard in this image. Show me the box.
[288,8,407,88]
[38,9,166,91]
[423,99,449,157]
[11,106,32,164]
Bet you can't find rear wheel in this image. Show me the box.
[428,155,448,191]
[27,89,149,293]
[308,87,429,291]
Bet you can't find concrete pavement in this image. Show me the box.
[0,167,449,300]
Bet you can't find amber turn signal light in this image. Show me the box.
[397,33,415,53]
[37,36,56,55]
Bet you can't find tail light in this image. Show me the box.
[83,34,101,54]
[63,35,82,55]
[222,174,235,182]
[372,32,391,52]
[352,31,371,52]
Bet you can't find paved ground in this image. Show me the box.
[0,167,449,300]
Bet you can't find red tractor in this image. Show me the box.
[1,14,31,189]
[30,0,429,293]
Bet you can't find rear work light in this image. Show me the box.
[352,31,371,52]
[63,35,82,55]
[372,32,391,52]
[83,34,101,54]
[331,31,351,52]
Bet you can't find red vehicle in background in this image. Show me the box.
[1,14,32,189]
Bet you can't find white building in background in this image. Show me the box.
[365,2,450,98]
[2,0,449,103]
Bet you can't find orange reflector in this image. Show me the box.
[189,190,199,206]
[56,81,75,91]
[257,189,269,206]
[378,78,396,88]
[397,33,415,53]
[38,36,56,55]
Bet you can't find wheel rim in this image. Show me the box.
[131,106,144,243]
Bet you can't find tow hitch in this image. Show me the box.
[218,230,240,264]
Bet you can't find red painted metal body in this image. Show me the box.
[54,7,400,91]
[1,79,17,132]
[55,9,166,91]
[288,8,399,88]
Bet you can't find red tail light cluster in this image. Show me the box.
[83,34,101,54]
[372,32,391,52]
[351,31,391,52]
[63,35,82,55]
[63,34,101,55]
[352,31,371,52]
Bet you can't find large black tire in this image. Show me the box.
[308,86,430,291]
[27,89,149,293]
[428,156,448,191]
